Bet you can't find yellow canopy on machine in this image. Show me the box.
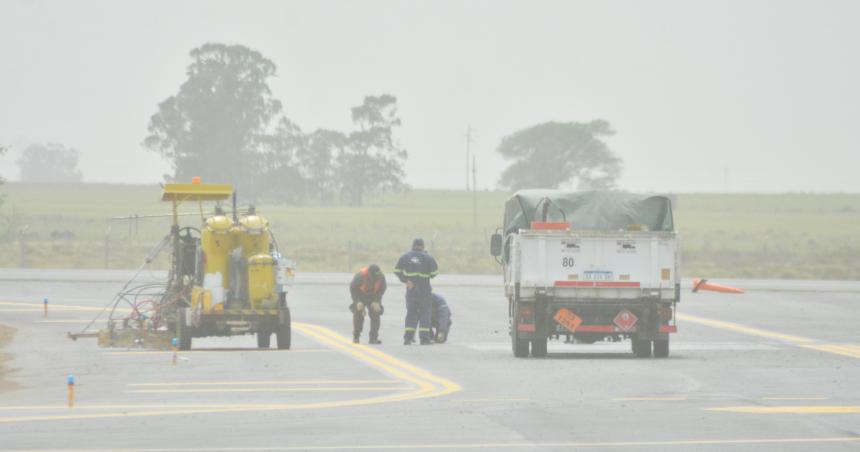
[161,183,233,226]
[161,183,233,202]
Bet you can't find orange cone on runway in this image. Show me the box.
[692,278,745,294]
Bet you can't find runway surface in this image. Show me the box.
[1,270,858,451]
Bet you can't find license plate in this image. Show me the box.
[554,308,583,332]
[584,271,613,281]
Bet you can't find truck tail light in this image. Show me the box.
[659,306,673,322]
[517,304,535,332]
[518,305,534,320]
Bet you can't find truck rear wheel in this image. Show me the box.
[511,326,529,358]
[531,338,547,358]
[257,329,271,348]
[276,308,291,350]
[653,337,670,358]
[631,337,651,358]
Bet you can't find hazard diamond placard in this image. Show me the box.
[554,308,583,333]
[613,309,638,332]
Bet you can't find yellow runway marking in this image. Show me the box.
[36,319,107,323]
[613,396,687,401]
[0,404,309,411]
[106,349,333,355]
[0,322,461,424]
[803,343,860,359]
[0,301,131,313]
[451,398,529,403]
[676,313,814,343]
[126,380,399,386]
[677,313,860,360]
[707,405,860,414]
[4,436,860,451]
[126,386,410,394]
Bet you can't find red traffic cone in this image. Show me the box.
[692,278,744,294]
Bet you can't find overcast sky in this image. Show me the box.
[1,0,858,192]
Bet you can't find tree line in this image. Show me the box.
[143,42,622,205]
[144,43,406,206]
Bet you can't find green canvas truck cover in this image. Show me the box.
[503,190,674,235]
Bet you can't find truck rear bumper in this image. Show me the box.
[513,298,676,340]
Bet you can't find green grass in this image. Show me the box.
[1,183,858,279]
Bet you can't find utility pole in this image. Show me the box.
[472,155,478,227]
[465,126,474,191]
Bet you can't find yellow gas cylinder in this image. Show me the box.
[234,213,270,258]
[201,214,234,289]
[247,254,276,309]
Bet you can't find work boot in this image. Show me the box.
[369,338,382,345]
[352,336,360,344]
[435,332,446,343]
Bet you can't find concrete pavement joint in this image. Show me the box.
[4,436,860,451]
[707,406,860,414]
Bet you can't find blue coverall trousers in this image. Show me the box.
[432,303,452,336]
[404,290,433,341]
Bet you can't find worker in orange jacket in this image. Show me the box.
[349,264,387,344]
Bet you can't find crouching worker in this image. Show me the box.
[349,264,386,344]
[430,293,452,343]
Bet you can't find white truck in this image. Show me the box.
[490,190,680,358]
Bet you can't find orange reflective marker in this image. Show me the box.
[171,337,178,365]
[692,278,745,294]
[66,374,75,408]
[191,176,201,184]
[43,297,48,317]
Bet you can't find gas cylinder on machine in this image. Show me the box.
[247,254,276,309]
[201,213,234,289]
[233,210,270,259]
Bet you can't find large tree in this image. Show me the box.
[497,120,621,191]
[0,145,6,208]
[144,43,283,198]
[337,95,408,206]
[16,143,83,182]
[297,129,346,205]
[257,117,306,203]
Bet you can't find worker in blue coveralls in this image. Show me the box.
[394,238,439,345]
[430,292,452,343]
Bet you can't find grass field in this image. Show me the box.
[0,183,858,280]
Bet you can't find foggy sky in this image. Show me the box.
[1,0,858,193]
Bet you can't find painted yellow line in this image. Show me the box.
[36,319,107,323]
[707,406,860,414]
[0,309,100,313]
[4,437,860,451]
[761,397,829,401]
[803,344,860,359]
[126,380,399,387]
[677,313,860,361]
[676,313,814,343]
[106,349,333,355]
[451,398,529,403]
[126,387,410,394]
[0,404,300,411]
[0,301,131,313]
[0,322,461,424]
[613,397,687,401]
[0,309,54,312]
